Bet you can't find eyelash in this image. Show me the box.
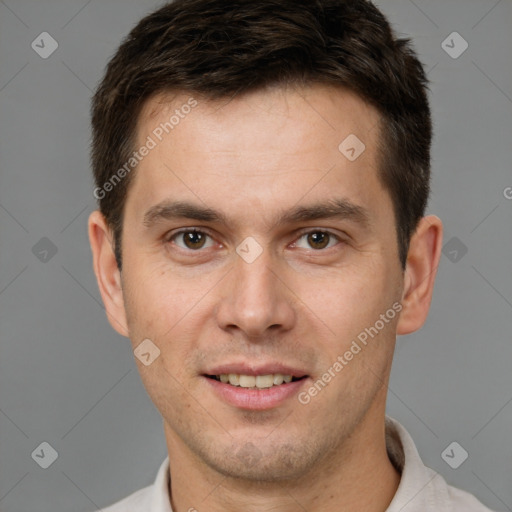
[165,228,344,252]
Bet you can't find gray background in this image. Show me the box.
[0,0,511,510]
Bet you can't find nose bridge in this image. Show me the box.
[234,246,278,313]
[236,249,275,302]
[216,243,295,337]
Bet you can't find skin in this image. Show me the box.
[89,84,443,512]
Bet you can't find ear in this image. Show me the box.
[396,215,443,335]
[88,210,129,337]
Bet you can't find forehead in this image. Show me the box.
[137,84,380,147]
[127,84,390,228]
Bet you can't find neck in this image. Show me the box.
[165,410,400,512]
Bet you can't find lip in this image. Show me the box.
[202,362,310,410]
[203,375,308,410]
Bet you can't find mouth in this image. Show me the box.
[205,373,307,389]
[202,366,310,410]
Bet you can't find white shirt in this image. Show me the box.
[98,417,496,512]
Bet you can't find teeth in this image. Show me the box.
[273,374,284,385]
[256,375,274,388]
[217,373,295,388]
[239,375,256,388]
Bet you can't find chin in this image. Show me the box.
[201,439,320,483]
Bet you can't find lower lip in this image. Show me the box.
[204,376,307,410]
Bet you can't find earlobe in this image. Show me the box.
[396,215,443,336]
[88,210,129,337]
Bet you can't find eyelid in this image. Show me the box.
[166,227,218,250]
[292,228,345,248]
[166,227,212,241]
[165,227,346,251]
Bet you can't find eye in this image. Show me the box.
[167,229,215,251]
[293,230,341,250]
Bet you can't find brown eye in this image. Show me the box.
[307,232,330,250]
[169,230,213,251]
[183,231,206,249]
[294,230,339,251]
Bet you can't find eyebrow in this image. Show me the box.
[143,201,228,228]
[142,198,372,230]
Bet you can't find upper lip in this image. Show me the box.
[204,362,308,378]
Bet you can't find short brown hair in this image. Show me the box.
[91,0,431,270]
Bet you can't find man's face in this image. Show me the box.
[118,85,405,480]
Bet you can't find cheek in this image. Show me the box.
[304,262,389,321]
[121,260,182,339]
[298,260,400,360]
[122,259,214,363]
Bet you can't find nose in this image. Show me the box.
[215,247,296,340]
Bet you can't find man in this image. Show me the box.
[87,0,496,510]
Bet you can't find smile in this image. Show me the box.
[204,372,309,410]
[208,373,304,389]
